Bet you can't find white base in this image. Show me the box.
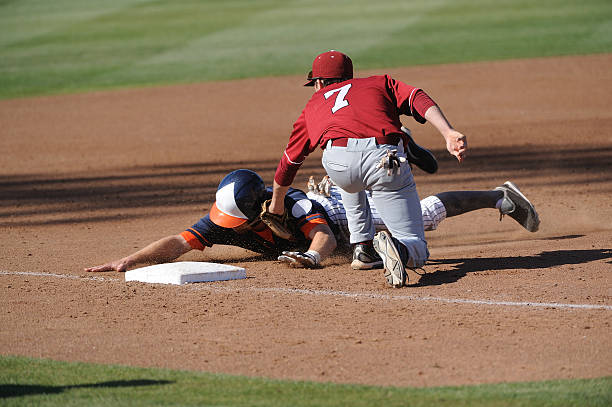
[125,261,246,285]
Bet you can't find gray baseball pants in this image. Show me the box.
[321,137,429,268]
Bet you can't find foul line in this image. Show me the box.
[0,270,120,282]
[2,270,610,311]
[194,285,612,311]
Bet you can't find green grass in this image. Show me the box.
[1,0,611,99]
[1,355,611,407]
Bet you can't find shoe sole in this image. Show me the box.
[351,259,383,270]
[499,181,540,232]
[373,231,406,287]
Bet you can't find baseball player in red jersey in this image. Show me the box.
[268,50,467,287]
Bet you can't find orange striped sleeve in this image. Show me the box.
[180,230,206,251]
[299,217,328,238]
[254,228,275,243]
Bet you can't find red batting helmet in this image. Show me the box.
[304,50,353,86]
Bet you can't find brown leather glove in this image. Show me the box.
[259,199,292,240]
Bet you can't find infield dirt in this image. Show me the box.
[1,54,611,387]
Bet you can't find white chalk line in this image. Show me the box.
[193,285,612,311]
[2,270,610,311]
[0,270,120,282]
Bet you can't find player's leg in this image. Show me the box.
[333,191,382,270]
[322,143,382,269]
[370,183,429,268]
[338,189,376,244]
[360,143,427,287]
[369,183,428,287]
[434,190,501,217]
[432,182,540,232]
[419,191,503,232]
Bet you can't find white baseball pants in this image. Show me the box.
[321,137,429,268]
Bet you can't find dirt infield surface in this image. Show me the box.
[1,54,611,388]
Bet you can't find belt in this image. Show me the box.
[327,135,403,148]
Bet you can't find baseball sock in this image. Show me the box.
[435,190,504,218]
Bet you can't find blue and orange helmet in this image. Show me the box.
[209,169,267,228]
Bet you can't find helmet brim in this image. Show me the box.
[209,202,247,228]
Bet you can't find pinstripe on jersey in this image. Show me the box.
[306,186,447,246]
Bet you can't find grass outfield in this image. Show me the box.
[1,356,610,407]
[1,0,611,99]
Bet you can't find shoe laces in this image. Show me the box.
[412,266,427,276]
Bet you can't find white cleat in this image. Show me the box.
[373,231,407,288]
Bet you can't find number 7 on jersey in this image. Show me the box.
[324,84,352,114]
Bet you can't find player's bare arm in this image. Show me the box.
[85,234,192,272]
[277,223,336,268]
[269,180,290,215]
[307,223,337,259]
[424,105,467,163]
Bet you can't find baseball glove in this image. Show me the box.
[259,199,293,240]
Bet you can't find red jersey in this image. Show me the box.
[275,75,436,186]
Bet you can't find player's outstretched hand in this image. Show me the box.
[85,259,129,273]
[444,129,467,163]
[278,251,320,268]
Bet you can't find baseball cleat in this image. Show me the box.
[373,231,407,287]
[351,242,383,270]
[401,126,438,174]
[494,181,540,232]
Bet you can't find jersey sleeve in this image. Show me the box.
[180,215,218,250]
[274,111,314,186]
[386,75,437,124]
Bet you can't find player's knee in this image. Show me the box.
[399,237,429,268]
